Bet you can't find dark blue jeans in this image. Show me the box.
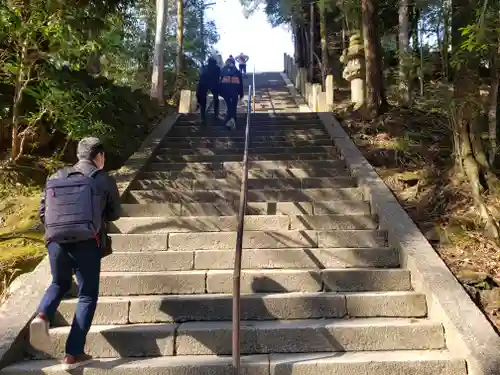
[37,239,101,356]
[197,87,219,121]
[224,93,239,121]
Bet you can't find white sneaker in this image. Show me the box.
[225,118,236,130]
[29,313,50,351]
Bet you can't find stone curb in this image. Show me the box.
[0,107,191,369]
[280,71,500,375]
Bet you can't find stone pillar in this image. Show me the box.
[291,63,297,85]
[318,92,327,112]
[325,75,334,111]
[299,68,307,95]
[295,69,301,91]
[179,90,193,113]
[305,82,312,107]
[340,31,365,109]
[312,84,322,112]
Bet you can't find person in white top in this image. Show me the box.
[235,53,249,75]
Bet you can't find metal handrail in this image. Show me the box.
[252,65,256,112]
[232,83,253,375]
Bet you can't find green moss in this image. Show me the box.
[0,194,46,293]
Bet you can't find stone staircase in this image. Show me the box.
[1,76,467,374]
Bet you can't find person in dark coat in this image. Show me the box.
[219,58,244,129]
[196,57,220,124]
[31,137,121,370]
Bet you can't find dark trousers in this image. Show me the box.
[37,239,101,356]
[224,93,239,121]
[198,87,219,121]
[239,64,247,74]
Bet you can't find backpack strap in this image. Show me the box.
[56,167,81,179]
[88,169,102,178]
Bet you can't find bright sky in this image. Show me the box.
[206,0,294,72]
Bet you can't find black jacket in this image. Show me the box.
[196,60,221,95]
[220,65,244,98]
[39,160,121,241]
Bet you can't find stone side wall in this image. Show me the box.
[280,66,500,375]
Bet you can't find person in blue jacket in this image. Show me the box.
[219,58,243,129]
[196,57,220,124]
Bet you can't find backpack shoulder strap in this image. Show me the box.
[88,168,102,178]
[56,167,80,179]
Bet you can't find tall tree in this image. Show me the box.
[452,0,499,238]
[151,0,168,104]
[362,0,386,117]
[319,4,329,83]
[175,0,185,87]
[398,0,411,105]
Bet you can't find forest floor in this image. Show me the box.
[334,82,500,334]
[0,106,175,303]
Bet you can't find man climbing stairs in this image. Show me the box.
[0,73,466,374]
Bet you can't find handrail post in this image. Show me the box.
[252,65,256,112]
[232,84,252,375]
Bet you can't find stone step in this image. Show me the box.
[155,145,339,155]
[1,351,466,375]
[86,268,408,296]
[32,318,444,358]
[167,128,328,137]
[55,291,426,326]
[174,123,325,130]
[133,177,357,191]
[99,247,396,271]
[151,152,339,163]
[139,167,352,180]
[120,200,371,217]
[128,187,364,204]
[109,230,386,251]
[162,134,333,142]
[165,132,331,140]
[159,139,335,149]
[146,159,347,172]
[109,214,377,234]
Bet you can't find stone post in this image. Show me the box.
[299,68,307,95]
[312,83,322,112]
[340,31,365,109]
[318,92,327,112]
[179,90,193,113]
[305,82,312,107]
[295,69,300,90]
[325,75,334,110]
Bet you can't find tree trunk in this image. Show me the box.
[319,5,329,84]
[452,0,499,238]
[200,2,205,63]
[441,0,450,80]
[150,0,168,104]
[398,0,411,105]
[11,44,31,161]
[175,0,185,82]
[488,42,500,165]
[325,8,343,85]
[309,2,315,82]
[362,0,385,117]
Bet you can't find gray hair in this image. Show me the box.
[77,137,105,161]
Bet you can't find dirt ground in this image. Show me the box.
[335,99,500,334]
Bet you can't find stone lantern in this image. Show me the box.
[340,31,365,108]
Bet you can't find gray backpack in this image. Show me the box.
[43,167,102,245]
